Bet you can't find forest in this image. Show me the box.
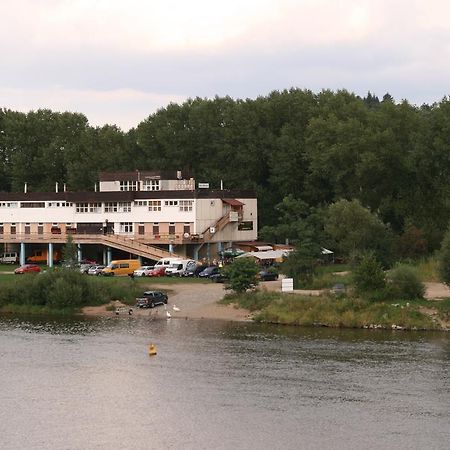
[1,89,450,260]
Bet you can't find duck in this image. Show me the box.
[166,310,172,319]
[173,305,180,312]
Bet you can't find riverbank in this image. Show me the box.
[82,280,450,330]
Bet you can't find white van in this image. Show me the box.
[0,252,19,264]
[154,258,184,269]
[165,259,197,277]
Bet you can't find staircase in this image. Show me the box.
[200,211,233,242]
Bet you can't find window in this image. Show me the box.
[183,223,191,235]
[104,202,118,212]
[0,223,3,234]
[20,202,45,208]
[179,200,193,212]
[76,203,89,213]
[134,200,148,206]
[119,181,138,191]
[89,203,102,213]
[138,223,145,235]
[120,222,133,233]
[164,200,178,206]
[10,223,16,234]
[153,223,159,235]
[143,179,160,191]
[0,202,18,208]
[25,223,31,234]
[148,201,161,211]
[118,202,131,212]
[169,222,175,234]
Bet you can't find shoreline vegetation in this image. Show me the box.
[0,265,449,331]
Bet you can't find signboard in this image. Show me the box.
[282,278,294,292]
[198,182,210,188]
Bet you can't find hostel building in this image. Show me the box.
[0,171,258,266]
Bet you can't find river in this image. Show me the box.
[0,314,449,449]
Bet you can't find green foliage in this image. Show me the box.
[394,224,428,260]
[223,257,259,293]
[0,269,143,311]
[325,199,393,265]
[352,253,386,297]
[387,264,425,300]
[438,225,450,286]
[282,238,322,287]
[62,234,78,267]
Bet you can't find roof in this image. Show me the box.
[237,249,293,260]
[254,245,273,251]
[98,170,194,182]
[222,198,245,206]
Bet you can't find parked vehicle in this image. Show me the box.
[165,260,196,277]
[0,252,19,264]
[209,272,229,283]
[198,266,220,278]
[258,270,279,281]
[80,263,94,274]
[87,265,106,275]
[101,259,140,276]
[154,258,184,270]
[136,291,168,308]
[147,266,167,277]
[133,266,154,277]
[14,264,41,274]
[26,249,61,264]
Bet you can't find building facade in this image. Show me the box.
[0,171,258,265]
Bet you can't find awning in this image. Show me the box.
[222,198,245,206]
[254,246,273,251]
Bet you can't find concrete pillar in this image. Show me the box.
[48,242,53,268]
[20,242,26,266]
[107,247,112,265]
[169,243,174,254]
[102,248,107,265]
[138,256,142,265]
[207,243,211,262]
[77,244,82,262]
[193,244,201,261]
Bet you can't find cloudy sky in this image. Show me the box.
[1,0,449,130]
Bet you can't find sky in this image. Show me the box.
[1,0,449,130]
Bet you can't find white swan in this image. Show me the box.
[173,305,180,312]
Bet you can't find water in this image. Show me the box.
[0,315,449,449]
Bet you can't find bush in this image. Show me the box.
[223,257,259,293]
[438,225,450,286]
[353,253,386,297]
[387,264,425,300]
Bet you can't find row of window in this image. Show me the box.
[119,180,161,191]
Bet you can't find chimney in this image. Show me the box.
[24,182,28,194]
[63,183,66,192]
[94,183,97,192]
[55,182,59,193]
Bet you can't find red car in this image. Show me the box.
[148,266,166,277]
[14,264,41,274]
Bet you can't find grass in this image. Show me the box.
[221,289,447,330]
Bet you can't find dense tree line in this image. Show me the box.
[1,89,450,255]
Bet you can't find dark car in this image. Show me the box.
[209,272,228,283]
[14,264,41,274]
[258,270,279,281]
[136,291,168,308]
[198,266,220,278]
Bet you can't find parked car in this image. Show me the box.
[133,265,154,277]
[14,264,41,274]
[258,270,279,281]
[209,272,229,283]
[79,263,94,274]
[198,266,220,278]
[87,265,106,276]
[331,283,346,295]
[147,266,166,277]
[136,291,168,308]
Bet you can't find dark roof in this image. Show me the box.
[222,198,245,206]
[0,189,257,202]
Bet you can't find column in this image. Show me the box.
[206,243,211,263]
[77,244,82,262]
[138,256,142,265]
[102,248,107,265]
[107,247,112,265]
[48,242,53,268]
[193,244,201,261]
[169,243,174,254]
[20,242,26,266]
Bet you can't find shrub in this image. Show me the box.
[438,225,450,286]
[223,257,259,293]
[353,253,386,297]
[387,264,425,300]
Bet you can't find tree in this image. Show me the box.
[388,264,425,299]
[325,199,393,265]
[353,253,386,296]
[62,234,78,268]
[438,225,450,286]
[223,258,259,293]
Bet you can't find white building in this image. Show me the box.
[0,170,258,265]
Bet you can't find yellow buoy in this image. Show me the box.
[148,344,157,356]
